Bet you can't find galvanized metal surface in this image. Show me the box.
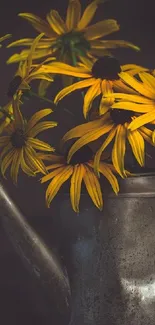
[58,175,155,325]
[1,175,155,325]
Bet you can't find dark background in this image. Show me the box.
[0,0,155,324]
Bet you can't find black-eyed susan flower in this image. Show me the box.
[7,33,54,98]
[41,56,148,118]
[106,72,155,132]
[7,0,139,64]
[0,98,57,183]
[60,109,154,178]
[40,145,119,212]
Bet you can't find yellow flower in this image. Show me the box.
[40,145,119,212]
[0,98,57,183]
[7,33,54,98]
[0,34,11,47]
[40,56,148,118]
[7,0,139,64]
[60,109,154,178]
[105,71,155,131]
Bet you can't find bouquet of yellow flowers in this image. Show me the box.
[1,0,155,213]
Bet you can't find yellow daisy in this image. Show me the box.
[7,33,54,98]
[60,109,154,178]
[105,71,155,132]
[0,98,57,183]
[39,55,148,118]
[7,0,139,64]
[40,145,119,212]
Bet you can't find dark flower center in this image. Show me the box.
[92,56,121,80]
[11,128,27,148]
[65,145,93,165]
[7,75,22,98]
[110,109,134,125]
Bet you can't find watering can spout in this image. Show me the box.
[0,183,71,322]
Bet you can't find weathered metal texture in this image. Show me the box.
[0,183,70,323]
[1,175,155,325]
[58,175,155,325]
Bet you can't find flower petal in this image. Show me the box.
[28,73,54,83]
[24,146,47,174]
[119,72,155,99]
[99,96,114,115]
[62,115,108,143]
[94,127,117,175]
[66,0,81,30]
[84,19,119,41]
[1,148,15,178]
[70,164,85,212]
[0,136,10,147]
[41,166,66,183]
[122,64,149,74]
[7,48,53,64]
[83,165,103,210]
[112,124,127,178]
[37,153,64,163]
[91,39,140,51]
[27,33,44,74]
[54,78,95,103]
[128,110,155,130]
[139,126,153,145]
[152,130,155,143]
[89,47,111,56]
[113,79,137,94]
[26,108,53,134]
[45,165,73,207]
[18,13,56,38]
[83,79,101,118]
[21,151,36,177]
[42,61,91,78]
[67,124,114,163]
[99,162,119,194]
[0,143,12,160]
[27,138,54,152]
[28,121,57,137]
[10,148,23,183]
[127,129,145,166]
[139,72,155,92]
[46,164,65,171]
[112,102,154,113]
[46,10,68,35]
[0,34,11,43]
[99,80,114,115]
[108,92,152,104]
[78,55,94,70]
[7,38,54,49]
[77,0,101,30]
[0,119,11,135]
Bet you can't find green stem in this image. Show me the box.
[29,90,56,108]
[70,47,77,67]
[29,90,76,121]
[70,48,85,99]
